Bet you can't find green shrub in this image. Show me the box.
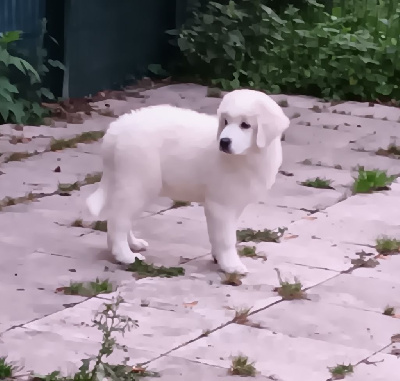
[174,0,400,100]
[0,22,64,125]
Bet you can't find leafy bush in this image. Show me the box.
[174,0,400,100]
[0,23,64,125]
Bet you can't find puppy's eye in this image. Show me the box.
[240,122,251,129]
[224,119,228,126]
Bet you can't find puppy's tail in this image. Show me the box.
[86,185,106,218]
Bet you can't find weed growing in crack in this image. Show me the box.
[221,272,243,287]
[3,197,16,206]
[50,138,76,151]
[328,364,353,379]
[5,151,33,163]
[301,177,333,189]
[70,219,108,232]
[376,236,400,255]
[58,279,114,297]
[171,200,191,209]
[274,269,306,300]
[84,172,102,185]
[58,182,80,193]
[352,167,396,194]
[237,227,287,243]
[92,220,107,232]
[50,131,105,151]
[229,355,256,377]
[238,245,266,260]
[200,329,211,337]
[0,192,36,210]
[383,306,396,316]
[71,219,84,228]
[126,258,185,279]
[376,140,400,158]
[35,296,159,380]
[232,307,252,325]
[0,357,15,379]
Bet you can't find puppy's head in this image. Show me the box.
[216,89,290,155]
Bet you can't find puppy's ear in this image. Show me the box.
[256,98,290,149]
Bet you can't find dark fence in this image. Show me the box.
[62,0,177,98]
[0,0,45,61]
[1,0,179,98]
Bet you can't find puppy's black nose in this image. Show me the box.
[219,137,231,152]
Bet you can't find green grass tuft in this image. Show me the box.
[376,236,400,255]
[61,278,114,297]
[352,167,396,194]
[329,364,354,379]
[126,259,185,279]
[229,355,257,377]
[237,227,286,243]
[301,177,333,189]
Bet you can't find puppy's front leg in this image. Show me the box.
[204,201,248,274]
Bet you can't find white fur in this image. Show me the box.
[87,89,289,274]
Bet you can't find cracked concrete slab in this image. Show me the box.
[310,273,400,313]
[1,83,400,379]
[148,355,275,380]
[169,323,370,381]
[250,299,400,351]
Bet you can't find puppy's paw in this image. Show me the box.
[218,257,248,275]
[128,233,149,251]
[115,251,145,265]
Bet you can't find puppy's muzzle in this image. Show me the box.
[219,137,232,153]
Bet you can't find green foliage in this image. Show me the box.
[174,0,400,100]
[0,357,14,379]
[352,167,396,193]
[0,21,64,125]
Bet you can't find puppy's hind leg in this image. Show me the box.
[107,197,145,264]
[108,147,161,264]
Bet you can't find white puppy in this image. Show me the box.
[87,89,289,274]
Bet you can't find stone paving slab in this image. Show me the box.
[310,273,400,313]
[0,327,157,375]
[24,297,229,356]
[148,356,275,380]
[169,324,371,381]
[100,276,280,317]
[1,83,400,379]
[350,352,400,381]
[250,299,400,351]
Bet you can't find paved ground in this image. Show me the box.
[0,84,400,380]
